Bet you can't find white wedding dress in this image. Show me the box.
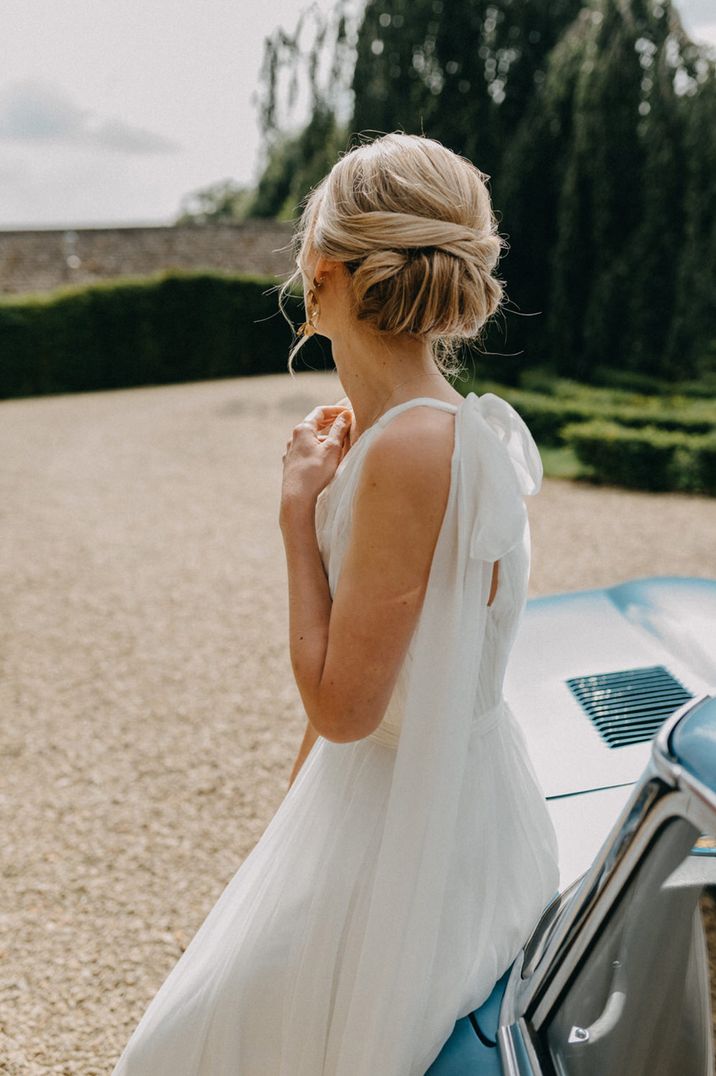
[111,391,560,1076]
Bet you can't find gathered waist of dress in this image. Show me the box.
[472,697,507,736]
[364,697,507,750]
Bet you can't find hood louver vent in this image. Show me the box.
[566,665,693,749]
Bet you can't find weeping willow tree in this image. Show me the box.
[250,0,584,221]
[537,0,716,380]
[248,0,715,381]
[351,0,583,184]
[663,34,716,380]
[249,1,359,220]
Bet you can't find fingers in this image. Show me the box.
[318,408,352,439]
[322,411,351,446]
[301,403,344,426]
[297,404,351,435]
[283,406,349,469]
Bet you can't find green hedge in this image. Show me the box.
[471,380,715,447]
[0,270,322,399]
[562,420,716,495]
[521,366,716,401]
[589,365,716,400]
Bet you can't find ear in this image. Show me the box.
[314,255,346,285]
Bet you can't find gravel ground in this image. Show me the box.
[1,371,714,1074]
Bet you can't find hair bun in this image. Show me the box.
[350,237,505,337]
[282,132,509,373]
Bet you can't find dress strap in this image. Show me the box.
[331,397,459,484]
[375,396,460,429]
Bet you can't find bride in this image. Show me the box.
[111,131,559,1075]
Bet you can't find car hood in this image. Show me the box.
[504,576,716,800]
[505,576,716,887]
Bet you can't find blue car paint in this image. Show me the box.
[425,970,511,1075]
[523,575,716,612]
[670,695,716,789]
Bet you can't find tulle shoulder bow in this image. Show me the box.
[456,391,543,562]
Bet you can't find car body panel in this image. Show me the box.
[426,972,510,1075]
[425,1015,499,1075]
[672,693,716,787]
[428,576,716,1075]
[504,576,716,888]
[497,693,716,1076]
[545,784,635,889]
[504,577,716,800]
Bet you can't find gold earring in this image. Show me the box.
[298,277,322,338]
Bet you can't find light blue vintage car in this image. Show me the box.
[428,575,716,1076]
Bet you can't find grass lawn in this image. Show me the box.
[539,444,585,481]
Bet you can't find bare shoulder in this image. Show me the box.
[358,405,457,502]
[317,404,458,742]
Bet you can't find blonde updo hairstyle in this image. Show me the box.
[279,132,508,376]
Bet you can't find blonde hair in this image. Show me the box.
[278,131,509,376]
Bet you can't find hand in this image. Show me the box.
[329,395,354,463]
[280,404,353,526]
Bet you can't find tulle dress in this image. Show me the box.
[111,391,560,1076]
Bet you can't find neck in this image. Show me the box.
[329,326,449,440]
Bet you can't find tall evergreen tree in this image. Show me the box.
[248,0,715,380]
[620,8,687,379]
[499,0,714,380]
[351,0,583,189]
[548,3,649,378]
[250,104,347,220]
[495,9,590,374]
[547,0,713,379]
[667,51,716,379]
[249,1,356,219]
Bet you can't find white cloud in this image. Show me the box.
[0,0,711,229]
[0,78,180,155]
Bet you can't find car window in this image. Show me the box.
[541,816,712,1076]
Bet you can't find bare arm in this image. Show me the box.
[281,493,333,782]
[281,401,350,782]
[281,407,455,744]
[287,719,320,790]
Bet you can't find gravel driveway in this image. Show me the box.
[1,371,714,1074]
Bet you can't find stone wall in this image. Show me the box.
[0,221,295,296]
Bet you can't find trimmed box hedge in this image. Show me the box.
[473,381,714,447]
[0,269,323,399]
[522,368,716,402]
[562,420,716,495]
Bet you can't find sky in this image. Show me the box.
[0,0,714,231]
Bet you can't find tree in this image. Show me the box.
[249,0,358,218]
[543,0,715,379]
[174,179,254,225]
[666,41,716,379]
[248,0,715,380]
[249,104,348,219]
[351,0,584,183]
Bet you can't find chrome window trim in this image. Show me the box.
[521,877,584,981]
[497,1016,546,1076]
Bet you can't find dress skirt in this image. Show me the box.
[112,700,558,1075]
